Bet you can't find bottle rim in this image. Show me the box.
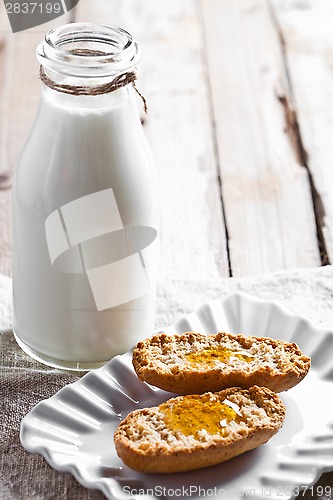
[37,23,141,78]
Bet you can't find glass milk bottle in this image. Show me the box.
[12,23,158,370]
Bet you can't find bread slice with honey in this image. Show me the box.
[132,331,311,394]
[114,385,286,473]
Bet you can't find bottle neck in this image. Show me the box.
[36,23,142,111]
[41,82,131,111]
[37,23,141,79]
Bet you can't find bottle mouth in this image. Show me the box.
[37,23,141,78]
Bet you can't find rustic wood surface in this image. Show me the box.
[272,0,333,264]
[202,0,321,275]
[0,0,332,279]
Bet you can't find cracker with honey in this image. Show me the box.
[114,385,286,473]
[132,331,311,394]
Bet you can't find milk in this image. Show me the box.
[12,85,158,369]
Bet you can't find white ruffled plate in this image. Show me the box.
[20,292,333,500]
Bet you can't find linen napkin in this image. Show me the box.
[1,266,333,500]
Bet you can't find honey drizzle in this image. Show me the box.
[160,394,243,437]
[185,346,253,366]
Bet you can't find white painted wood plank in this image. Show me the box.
[74,0,229,279]
[271,0,333,263]
[201,0,320,276]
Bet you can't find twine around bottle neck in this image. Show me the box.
[39,52,148,113]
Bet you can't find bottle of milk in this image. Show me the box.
[12,23,159,370]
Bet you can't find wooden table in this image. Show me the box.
[1,0,333,280]
[1,0,333,497]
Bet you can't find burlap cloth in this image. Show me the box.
[1,266,333,499]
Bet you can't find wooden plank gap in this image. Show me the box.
[201,0,320,276]
[268,1,330,266]
[198,0,232,277]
